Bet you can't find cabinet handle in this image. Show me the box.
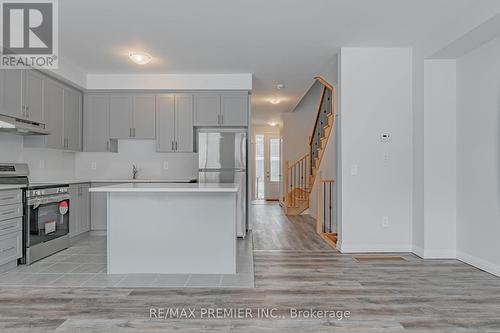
[106,141,109,151]
[26,106,30,118]
[175,141,178,151]
[133,128,136,137]
[171,141,174,151]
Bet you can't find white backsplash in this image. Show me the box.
[75,140,198,181]
[0,134,198,181]
[0,133,76,181]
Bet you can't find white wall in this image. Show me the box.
[75,140,198,180]
[0,134,76,181]
[422,60,457,258]
[456,36,500,276]
[338,48,413,252]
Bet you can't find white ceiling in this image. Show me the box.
[59,0,500,125]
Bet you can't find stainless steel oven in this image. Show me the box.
[21,186,70,264]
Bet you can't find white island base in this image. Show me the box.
[90,183,238,274]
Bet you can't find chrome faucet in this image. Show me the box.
[132,164,138,180]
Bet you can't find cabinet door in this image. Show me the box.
[0,69,24,119]
[221,93,248,126]
[84,94,110,152]
[44,79,64,149]
[175,94,194,152]
[109,95,132,139]
[194,94,220,126]
[132,95,156,139]
[69,185,80,237]
[63,87,82,151]
[24,70,44,123]
[156,95,175,152]
[79,184,90,233]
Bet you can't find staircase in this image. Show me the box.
[284,76,335,216]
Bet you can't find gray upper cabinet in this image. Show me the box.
[63,87,82,151]
[132,95,156,139]
[194,94,221,126]
[156,95,175,152]
[109,95,132,139]
[194,93,248,127]
[84,94,116,152]
[0,69,24,119]
[175,94,194,152]
[24,70,44,123]
[109,94,155,139]
[23,73,83,151]
[221,93,248,126]
[43,79,64,149]
[156,94,194,152]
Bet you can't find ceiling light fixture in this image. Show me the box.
[269,122,278,127]
[129,52,152,65]
[269,98,281,105]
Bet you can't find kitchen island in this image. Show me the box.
[89,183,238,274]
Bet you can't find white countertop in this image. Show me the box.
[0,184,26,190]
[29,178,197,185]
[89,182,239,193]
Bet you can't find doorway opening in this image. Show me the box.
[254,133,281,201]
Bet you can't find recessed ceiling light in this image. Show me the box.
[269,98,281,105]
[129,52,152,65]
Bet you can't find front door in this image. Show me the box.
[264,134,281,200]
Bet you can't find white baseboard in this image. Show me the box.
[421,249,456,259]
[90,230,107,236]
[412,245,424,258]
[457,251,500,277]
[338,243,412,253]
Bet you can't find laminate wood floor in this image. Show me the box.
[1,203,499,332]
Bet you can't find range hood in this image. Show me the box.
[0,114,49,136]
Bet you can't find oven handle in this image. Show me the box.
[28,194,70,206]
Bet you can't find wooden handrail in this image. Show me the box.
[313,76,334,90]
[308,86,327,146]
[289,153,309,168]
[321,179,335,183]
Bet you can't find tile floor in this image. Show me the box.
[0,232,254,288]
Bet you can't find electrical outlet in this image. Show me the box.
[163,161,169,170]
[382,216,389,228]
[39,160,45,169]
[350,164,358,176]
[91,162,97,170]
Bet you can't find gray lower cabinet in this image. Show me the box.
[156,94,193,152]
[194,93,248,127]
[90,182,125,231]
[109,94,156,139]
[69,183,90,237]
[83,94,117,152]
[0,189,23,267]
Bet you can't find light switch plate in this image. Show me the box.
[382,216,389,228]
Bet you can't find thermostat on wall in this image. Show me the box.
[380,132,392,143]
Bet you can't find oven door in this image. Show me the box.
[27,194,70,248]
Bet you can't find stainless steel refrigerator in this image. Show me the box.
[197,129,247,237]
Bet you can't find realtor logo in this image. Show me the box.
[0,0,58,68]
